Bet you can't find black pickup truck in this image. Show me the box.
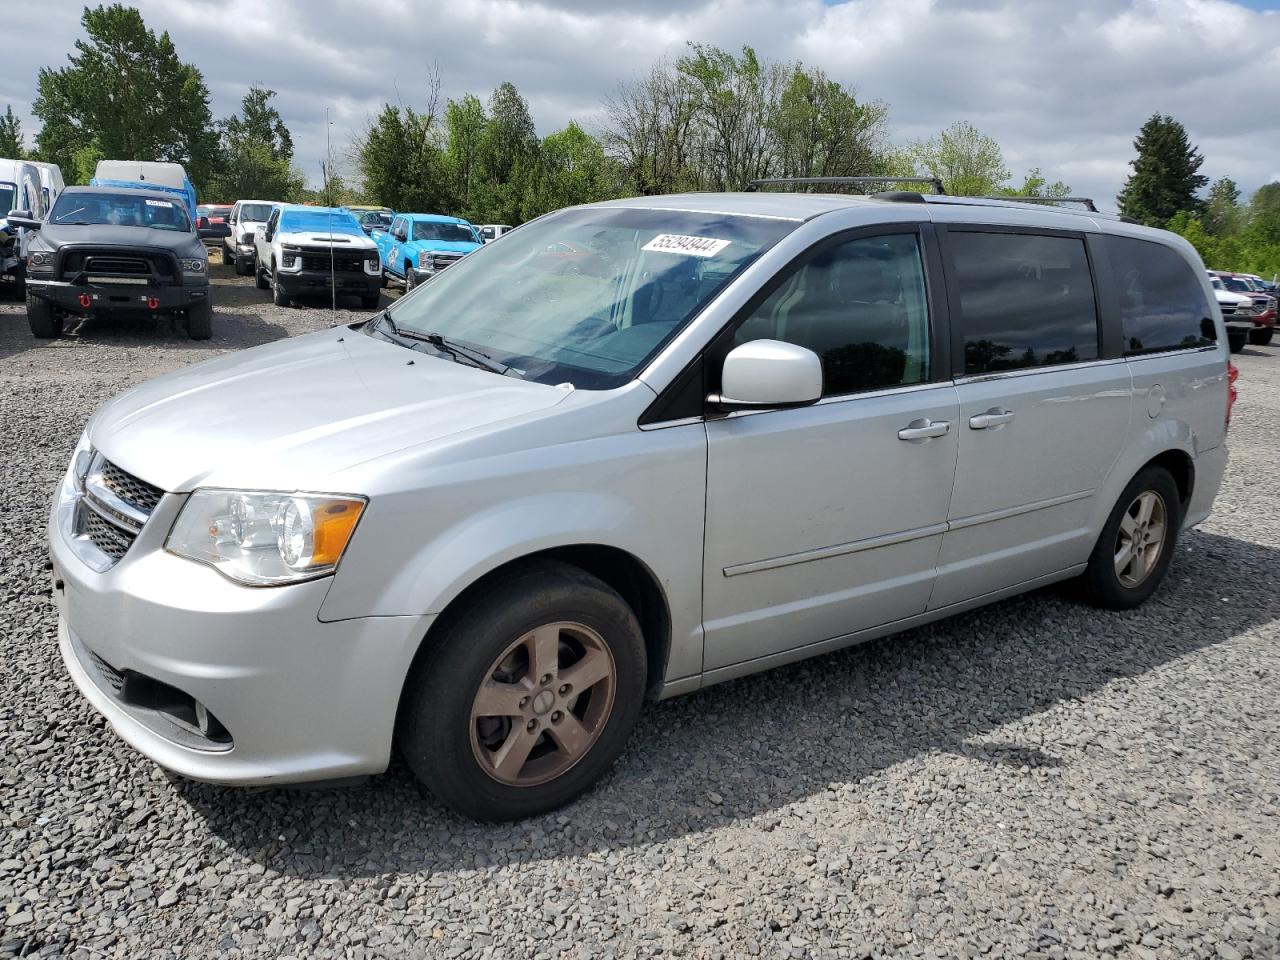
[9,185,212,340]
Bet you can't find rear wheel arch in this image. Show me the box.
[1145,448,1194,512]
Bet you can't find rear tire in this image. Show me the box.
[1249,327,1273,346]
[1081,465,1181,610]
[399,561,646,822]
[26,293,62,339]
[186,296,212,340]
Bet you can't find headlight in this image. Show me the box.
[180,257,206,274]
[418,252,429,270]
[27,249,54,270]
[166,490,366,586]
[61,431,94,502]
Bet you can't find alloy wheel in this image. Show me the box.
[469,621,616,787]
[1114,490,1167,588]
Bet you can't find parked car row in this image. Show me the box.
[1210,270,1278,352]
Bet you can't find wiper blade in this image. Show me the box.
[421,333,511,375]
[372,313,511,375]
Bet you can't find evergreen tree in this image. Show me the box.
[1204,176,1241,237]
[0,105,25,158]
[1116,114,1208,226]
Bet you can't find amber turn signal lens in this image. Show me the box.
[309,499,364,567]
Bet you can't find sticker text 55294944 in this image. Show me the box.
[641,234,732,257]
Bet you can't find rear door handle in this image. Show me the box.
[969,409,1015,429]
[898,419,951,441]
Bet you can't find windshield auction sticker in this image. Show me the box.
[642,234,732,257]
[144,199,175,207]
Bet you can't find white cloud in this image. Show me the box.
[4,0,1278,210]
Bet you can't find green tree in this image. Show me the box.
[210,86,303,202]
[908,121,1009,196]
[0,105,26,158]
[443,94,488,218]
[1204,176,1241,236]
[1000,168,1071,199]
[222,85,293,164]
[522,121,611,219]
[769,64,889,180]
[1116,114,1207,227]
[473,82,540,224]
[356,101,448,213]
[1246,182,1280,247]
[32,4,219,189]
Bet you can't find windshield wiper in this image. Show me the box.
[373,312,510,375]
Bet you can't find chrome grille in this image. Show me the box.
[76,457,163,567]
[429,252,463,271]
[100,460,163,513]
[83,508,134,560]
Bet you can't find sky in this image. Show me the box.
[4,0,1279,213]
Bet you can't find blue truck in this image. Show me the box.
[372,213,483,290]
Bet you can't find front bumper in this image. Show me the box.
[275,268,380,298]
[26,278,208,315]
[49,486,432,785]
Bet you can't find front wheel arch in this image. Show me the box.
[393,545,672,743]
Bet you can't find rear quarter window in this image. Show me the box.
[1105,236,1216,355]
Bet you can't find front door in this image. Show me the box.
[932,227,1131,608]
[702,228,959,672]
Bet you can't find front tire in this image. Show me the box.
[271,265,290,307]
[399,561,646,821]
[1249,327,1273,346]
[361,293,380,309]
[26,293,63,338]
[186,295,212,340]
[404,265,417,292]
[255,264,269,290]
[1228,331,1247,353]
[1081,466,1181,610]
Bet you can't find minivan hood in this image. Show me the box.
[89,329,571,492]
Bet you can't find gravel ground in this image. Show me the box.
[1,256,1278,959]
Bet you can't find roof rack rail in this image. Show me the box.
[974,196,1099,213]
[745,176,946,195]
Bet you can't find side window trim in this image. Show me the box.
[936,223,1105,379]
[638,222,950,427]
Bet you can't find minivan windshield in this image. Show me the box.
[50,192,191,231]
[413,221,478,243]
[378,207,793,389]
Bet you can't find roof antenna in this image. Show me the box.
[324,107,337,317]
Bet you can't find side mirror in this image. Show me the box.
[5,212,40,231]
[708,340,822,412]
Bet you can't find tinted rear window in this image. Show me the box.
[1106,236,1216,354]
[951,231,1100,374]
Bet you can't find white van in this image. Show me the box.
[0,158,48,295]
[31,161,65,209]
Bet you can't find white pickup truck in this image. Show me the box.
[253,205,381,308]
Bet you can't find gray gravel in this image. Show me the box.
[2,258,1279,959]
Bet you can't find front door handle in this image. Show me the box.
[898,419,951,441]
[969,409,1015,429]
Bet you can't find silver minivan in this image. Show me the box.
[50,186,1232,820]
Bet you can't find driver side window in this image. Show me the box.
[735,232,932,397]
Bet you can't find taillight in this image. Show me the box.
[1226,360,1239,431]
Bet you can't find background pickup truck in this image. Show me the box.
[373,213,482,290]
[254,205,381,308]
